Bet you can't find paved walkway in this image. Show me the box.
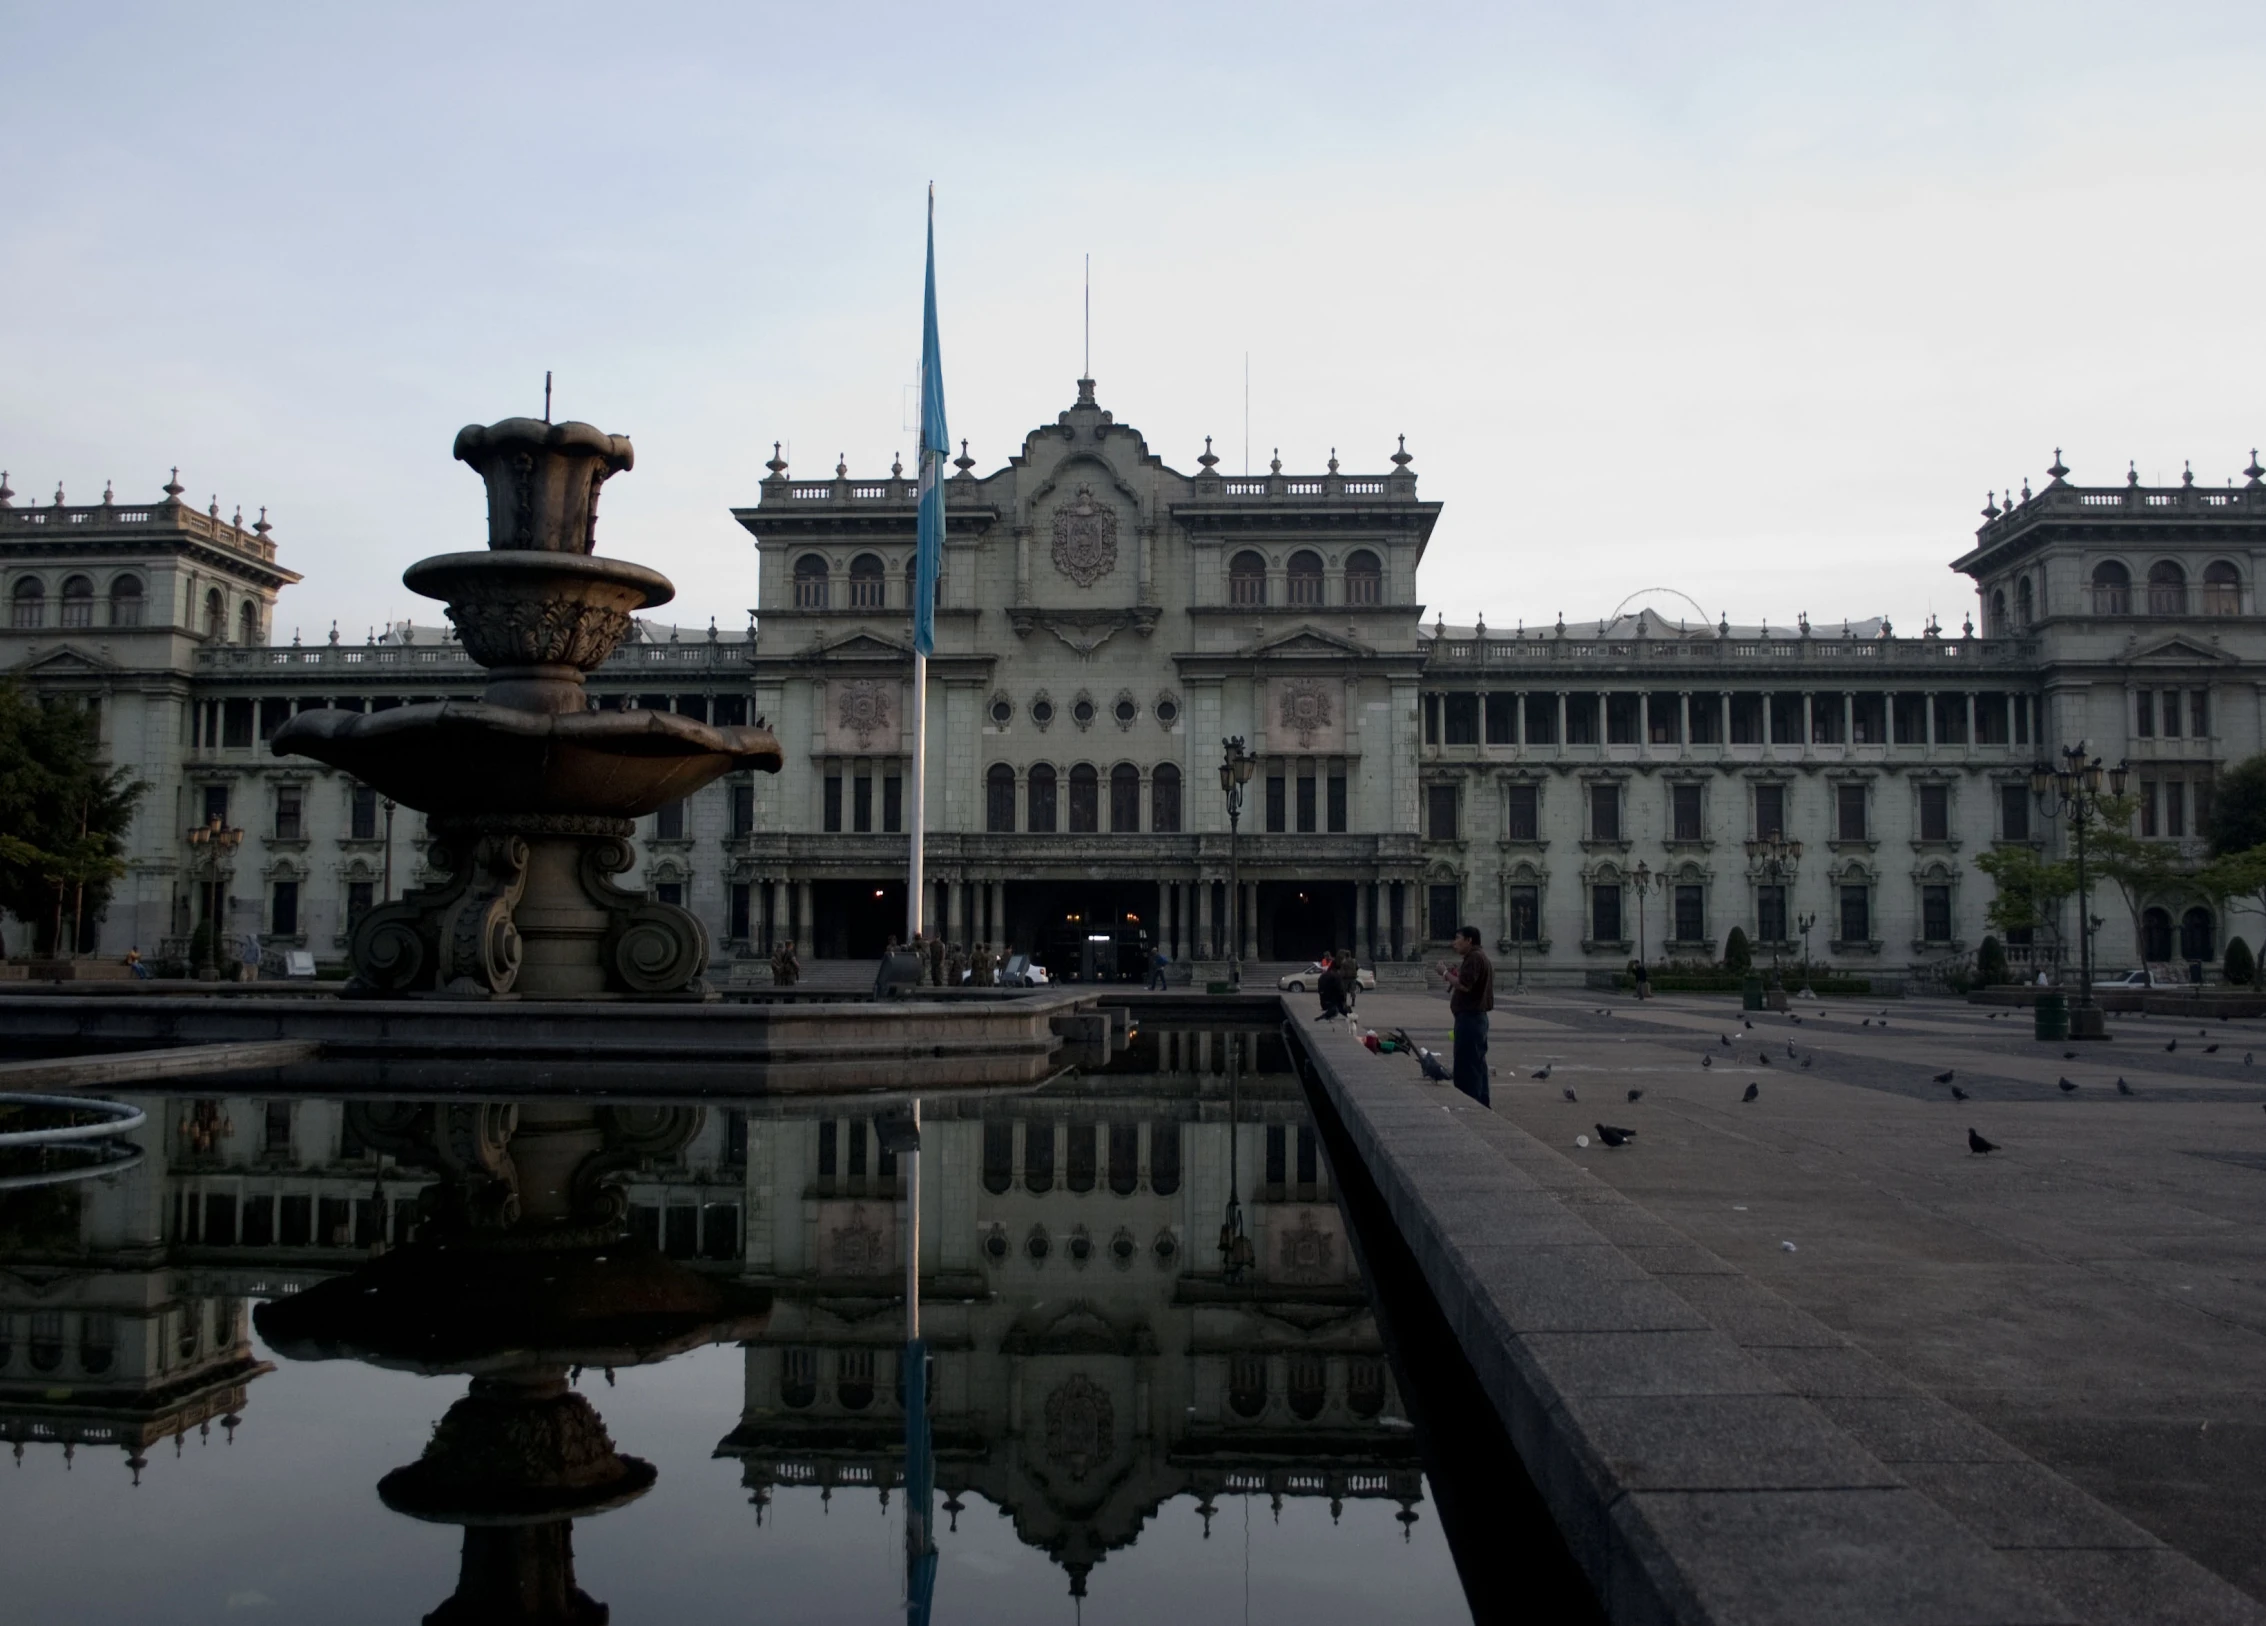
[1320,982,2266,1613]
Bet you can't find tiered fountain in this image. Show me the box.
[276,417,781,998]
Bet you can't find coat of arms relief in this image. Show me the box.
[836,680,892,748]
[1050,486,1119,588]
[1278,677,1334,748]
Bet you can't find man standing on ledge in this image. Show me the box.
[1437,926,1495,1106]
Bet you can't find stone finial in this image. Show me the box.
[1390,434,1413,470]
[2020,477,2031,502]
[1962,613,1975,637]
[453,418,634,556]
[1270,448,1282,475]
[1719,611,1730,635]
[102,480,113,505]
[1075,377,1097,407]
[765,441,788,476]
[209,495,220,518]
[1197,435,1218,471]
[2047,448,2068,482]
[954,438,975,475]
[0,471,13,508]
[1880,616,1893,637]
[253,506,270,538]
[2247,449,2265,486]
[2183,460,2195,486]
[54,482,66,505]
[1983,491,2000,519]
[328,620,340,646]
[892,452,904,478]
[1475,612,1486,635]
[835,454,848,479]
[2127,460,2139,486]
[162,467,184,501]
[1327,448,1340,474]
[707,616,718,642]
[231,506,243,529]
[291,627,301,646]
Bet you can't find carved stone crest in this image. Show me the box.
[1050,486,1119,588]
[1278,677,1334,747]
[836,680,892,748]
[1275,1211,1338,1284]
[1042,1373,1115,1481]
[824,1204,889,1275]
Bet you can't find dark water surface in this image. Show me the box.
[0,1028,1475,1623]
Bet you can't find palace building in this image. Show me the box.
[5,392,2264,982]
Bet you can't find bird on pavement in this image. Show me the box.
[1988,1011,2002,1019]
[1951,1085,1970,1101]
[1788,1041,1798,1057]
[2116,1078,2134,1096]
[1532,1063,1553,1080]
[1702,1054,1714,1068]
[1594,1123,1636,1147]
[1415,1048,1453,1083]
[2166,1039,2179,1052]
[2205,1044,2220,1054]
[1742,1082,1760,1102]
[2058,1078,2078,1093]
[2247,1053,2256,1066]
[1627,1088,1644,1102]
[2064,1052,2077,1060]
[1790,1014,1803,1025]
[1933,1069,1955,1084]
[2198,1028,2208,1037]
[1968,1128,1999,1155]
[1862,1018,1871,1026]
[1743,1016,1754,1029]
[1721,1034,1734,1048]
[1562,1086,1579,1103]
[1758,1052,1772,1065]
[1800,1055,1814,1068]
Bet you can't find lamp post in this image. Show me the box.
[1632,860,1651,979]
[381,796,397,902]
[185,814,243,981]
[1761,831,1803,988]
[1218,737,1257,990]
[1797,912,1818,987]
[2032,743,2128,1039]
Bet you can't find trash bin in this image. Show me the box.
[1741,974,1765,1011]
[2034,992,2069,1041]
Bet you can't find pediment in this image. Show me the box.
[2125,634,2233,664]
[801,628,912,662]
[999,1298,1157,1358]
[1249,624,1375,659]
[16,643,120,676]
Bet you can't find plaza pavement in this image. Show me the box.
[1320,979,2266,1614]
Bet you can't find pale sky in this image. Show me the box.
[6,2,2262,641]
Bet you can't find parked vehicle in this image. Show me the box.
[997,954,1051,988]
[1278,961,1377,994]
[2092,966,2183,989]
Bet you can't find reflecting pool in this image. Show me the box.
[0,1027,1479,1623]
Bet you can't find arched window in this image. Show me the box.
[237,601,260,646]
[59,575,94,629]
[985,764,1016,832]
[2142,906,2173,962]
[1287,549,1324,606]
[1027,763,1058,833]
[1228,1353,1268,1418]
[1149,1119,1180,1194]
[204,587,225,638]
[1229,550,1266,606]
[1347,1357,1387,1418]
[792,555,830,609]
[780,1347,818,1408]
[1345,549,1382,606]
[77,1313,115,1375]
[2203,560,2242,615]
[2181,907,2215,963]
[836,1348,875,1410]
[1068,763,1099,833]
[1151,763,1182,833]
[1023,1120,1053,1193]
[11,577,45,629]
[848,553,885,609]
[982,1120,1013,1195]
[2015,577,2034,628]
[1109,764,1140,832]
[2091,561,2131,615]
[2147,561,2188,616]
[1989,589,2008,634]
[109,576,144,627]
[1288,1353,1327,1420]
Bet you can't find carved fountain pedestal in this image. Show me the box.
[275,418,781,998]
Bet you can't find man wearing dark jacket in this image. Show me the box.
[1437,926,1495,1105]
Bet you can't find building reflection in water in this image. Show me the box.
[0,1025,1426,1611]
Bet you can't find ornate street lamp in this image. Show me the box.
[185,814,244,981]
[1218,737,1257,990]
[1760,831,1803,986]
[2031,741,2129,1038]
[1632,860,1652,977]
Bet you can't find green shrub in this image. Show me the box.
[1722,927,1752,975]
[1977,935,2007,986]
[2225,936,2256,988]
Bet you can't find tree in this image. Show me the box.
[2205,753,2266,857]
[0,681,146,956]
[1974,842,2078,967]
[2225,935,2256,988]
[1976,934,2007,986]
[1722,926,1751,975]
[2090,795,2207,963]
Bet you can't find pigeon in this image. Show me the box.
[1951,1085,1970,1101]
[1800,1055,1814,1068]
[2064,1052,2078,1061]
[1758,1052,1773,1065]
[1415,1047,1453,1083]
[1702,1054,1714,1068]
[2199,1028,2209,1037]
[2116,1078,2133,1096]
[1933,1069,1955,1084]
[1743,1016,1754,1029]
[1594,1123,1636,1147]
[2058,1078,2078,1093]
[1532,1063,1553,1080]
[1562,1086,1579,1103]
[1788,1041,1798,1057]
[1742,1082,1760,1102]
[1721,1034,1734,1048]
[2166,1039,2179,1053]
[2248,1053,2256,1066]
[2205,1044,2220,1054]
[1790,1015,1802,1025]
[1862,1018,1871,1027]
[1988,1011,2002,1020]
[1627,1088,1645,1103]
[1878,1021,1888,1028]
[1968,1127,1999,1154]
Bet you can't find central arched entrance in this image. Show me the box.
[1260,882,1352,963]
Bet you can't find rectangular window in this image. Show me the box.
[1589,782,1620,841]
[347,879,374,926]
[271,880,298,936]
[1443,693,1479,746]
[1427,884,1458,943]
[656,881,683,907]
[1592,884,1623,943]
[1650,692,1682,745]
[1566,694,1599,745]
[1111,769,1140,834]
[1810,697,1843,744]
[731,781,755,836]
[1933,693,1968,744]
[2014,693,2031,745]
[1484,693,1516,744]
[1769,693,1802,744]
[655,799,685,840]
[2163,689,2182,738]
[2167,780,2186,839]
[1754,783,1784,840]
[1839,884,1870,943]
[2000,784,2030,842]
[883,773,903,834]
[204,784,232,827]
[1265,772,1287,833]
[2136,689,2155,737]
[1068,769,1098,833]
[1921,884,1952,943]
[1524,693,1557,744]
[852,775,872,834]
[1423,694,1439,746]
[1505,782,1539,841]
[1029,770,1057,832]
[2141,780,2159,838]
[1729,693,1764,744]
[1836,783,1868,841]
[1295,767,1317,834]
[222,698,254,748]
[275,787,302,841]
[1155,770,1183,833]
[987,771,1016,833]
[1427,783,1459,841]
[1672,783,1702,842]
[2197,777,2214,834]
[1606,692,1641,745]
[823,773,843,833]
[729,882,751,940]
[259,697,292,741]
[1975,693,2009,745]
[1508,884,1540,943]
[1893,692,1928,743]
[2192,689,2210,738]
[348,783,376,840]
[1852,692,1886,745]
[714,694,749,726]
[1689,692,1723,745]
[1918,783,1949,842]
[1757,884,1787,942]
[1673,884,1704,942]
[1326,771,1346,833]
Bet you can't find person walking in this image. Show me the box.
[972,941,994,987]
[771,938,800,987]
[946,940,968,987]
[1317,952,1351,1020]
[1435,926,1495,1106]
[1147,945,1170,990]
[927,933,946,988]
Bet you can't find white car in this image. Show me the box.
[1278,962,1377,994]
[2092,966,2184,989]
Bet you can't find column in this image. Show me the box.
[1802,692,1814,749]
[992,881,1007,950]
[1925,692,1938,748]
[1679,691,1692,752]
[1556,691,1568,747]
[1242,883,1259,960]
[1356,882,1370,963]
[947,878,964,944]
[1639,692,1650,747]
[1763,692,1775,746]
[1965,691,1977,748]
[1720,692,1732,745]
[1197,878,1213,960]
[795,881,812,951]
[1844,692,1855,747]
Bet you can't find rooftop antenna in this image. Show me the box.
[1083,253,1090,380]
[1244,352,1250,476]
[543,370,552,424]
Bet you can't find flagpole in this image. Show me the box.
[907,652,926,942]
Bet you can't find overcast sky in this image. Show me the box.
[6,2,2262,641]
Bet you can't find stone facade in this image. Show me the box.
[8,409,2266,982]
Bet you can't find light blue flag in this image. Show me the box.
[914,190,948,658]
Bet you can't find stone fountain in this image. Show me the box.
[275,417,781,998]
